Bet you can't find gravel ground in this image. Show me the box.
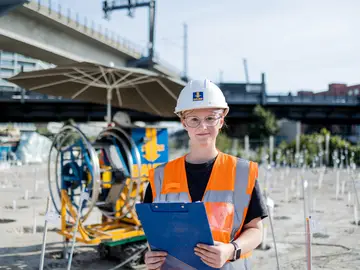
[1,163,359,270]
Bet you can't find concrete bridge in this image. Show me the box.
[0,0,181,77]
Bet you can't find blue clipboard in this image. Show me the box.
[135,202,218,270]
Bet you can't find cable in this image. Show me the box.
[106,246,147,270]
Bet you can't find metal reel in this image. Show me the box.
[95,126,142,220]
[47,125,101,223]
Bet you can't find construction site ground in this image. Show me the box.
[1,164,360,269]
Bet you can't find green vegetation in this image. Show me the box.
[215,105,359,166]
[249,105,279,140]
[277,128,360,166]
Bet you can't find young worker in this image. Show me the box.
[142,79,268,269]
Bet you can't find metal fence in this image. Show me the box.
[224,92,360,106]
[266,95,359,106]
[3,87,359,106]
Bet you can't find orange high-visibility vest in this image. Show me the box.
[148,151,258,268]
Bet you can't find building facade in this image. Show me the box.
[297,83,360,144]
[0,50,52,92]
[298,83,360,97]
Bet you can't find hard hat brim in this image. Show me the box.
[174,106,229,117]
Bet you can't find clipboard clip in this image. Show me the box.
[150,202,190,212]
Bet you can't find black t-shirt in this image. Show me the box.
[143,156,268,226]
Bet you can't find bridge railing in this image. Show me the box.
[2,89,359,106]
[24,0,145,59]
[23,0,183,78]
[266,95,359,105]
[223,91,359,105]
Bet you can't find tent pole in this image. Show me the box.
[107,89,112,124]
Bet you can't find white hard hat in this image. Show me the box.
[113,111,136,128]
[174,79,229,116]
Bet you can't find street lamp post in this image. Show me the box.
[102,0,156,69]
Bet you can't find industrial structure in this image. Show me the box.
[0,0,181,78]
[0,50,53,92]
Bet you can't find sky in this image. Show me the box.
[56,0,360,94]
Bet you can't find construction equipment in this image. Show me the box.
[47,119,169,268]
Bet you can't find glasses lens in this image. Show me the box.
[204,115,220,126]
[185,115,220,128]
[185,116,201,128]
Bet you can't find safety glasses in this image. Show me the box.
[184,115,222,128]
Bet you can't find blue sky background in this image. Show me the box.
[55,0,359,94]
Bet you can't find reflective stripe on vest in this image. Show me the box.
[148,152,258,265]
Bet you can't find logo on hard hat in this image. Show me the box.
[193,91,204,101]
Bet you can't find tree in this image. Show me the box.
[249,105,279,140]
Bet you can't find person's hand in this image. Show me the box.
[144,250,167,270]
[194,241,234,268]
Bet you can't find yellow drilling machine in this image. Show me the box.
[47,119,169,267]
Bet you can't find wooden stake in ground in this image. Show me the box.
[306,216,313,270]
[280,169,285,182]
[291,177,296,191]
[341,180,346,197]
[261,224,268,249]
[308,177,313,214]
[336,170,340,200]
[354,204,358,226]
[318,169,324,189]
[33,207,37,234]
[350,163,360,216]
[286,166,290,178]
[12,200,16,212]
[296,173,301,200]
[301,167,312,270]
[39,196,51,270]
